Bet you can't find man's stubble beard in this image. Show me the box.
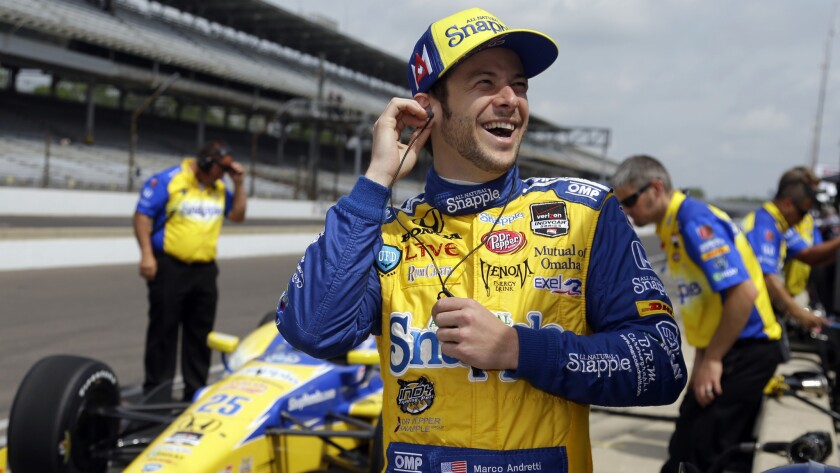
[440,113,523,175]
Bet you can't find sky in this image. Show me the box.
[269,0,840,200]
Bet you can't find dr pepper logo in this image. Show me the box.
[482,230,526,255]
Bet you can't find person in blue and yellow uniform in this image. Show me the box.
[774,167,840,321]
[742,172,838,331]
[133,140,246,402]
[277,8,686,473]
[612,155,784,473]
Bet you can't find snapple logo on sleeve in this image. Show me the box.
[566,353,631,378]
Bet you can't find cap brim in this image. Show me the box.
[497,29,559,79]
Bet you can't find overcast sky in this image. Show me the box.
[271,0,840,200]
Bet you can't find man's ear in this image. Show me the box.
[413,93,431,112]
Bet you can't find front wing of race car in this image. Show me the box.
[7,320,384,473]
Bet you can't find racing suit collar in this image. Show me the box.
[426,166,522,216]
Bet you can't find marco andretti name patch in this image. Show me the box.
[530,202,570,238]
[397,376,435,415]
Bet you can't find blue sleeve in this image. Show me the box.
[224,187,234,217]
[783,227,809,259]
[680,209,749,293]
[814,226,824,245]
[746,215,782,274]
[276,177,387,359]
[135,174,168,218]
[511,196,687,407]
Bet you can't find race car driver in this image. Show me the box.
[276,7,687,473]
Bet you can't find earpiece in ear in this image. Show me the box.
[425,108,435,120]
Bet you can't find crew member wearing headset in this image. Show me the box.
[133,140,246,402]
[276,8,686,472]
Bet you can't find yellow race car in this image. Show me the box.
[5,316,383,473]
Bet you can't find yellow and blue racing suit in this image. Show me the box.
[783,214,821,298]
[656,192,780,347]
[278,167,687,473]
[742,202,809,279]
[135,158,233,263]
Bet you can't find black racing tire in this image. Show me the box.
[259,310,276,328]
[8,355,121,473]
[370,414,384,473]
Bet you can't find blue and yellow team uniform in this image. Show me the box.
[656,192,781,347]
[742,202,809,279]
[783,214,821,297]
[135,158,234,262]
[278,167,687,473]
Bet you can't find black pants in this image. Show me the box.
[143,252,218,402]
[660,339,784,473]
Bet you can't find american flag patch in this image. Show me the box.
[441,461,467,473]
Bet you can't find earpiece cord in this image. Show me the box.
[440,174,517,292]
[388,115,450,292]
[387,116,434,190]
[384,113,520,299]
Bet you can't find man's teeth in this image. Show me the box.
[483,122,514,131]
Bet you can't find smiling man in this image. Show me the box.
[277,8,686,473]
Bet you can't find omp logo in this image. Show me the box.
[567,181,602,201]
[632,241,653,271]
[393,451,424,472]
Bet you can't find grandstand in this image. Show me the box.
[0,0,617,204]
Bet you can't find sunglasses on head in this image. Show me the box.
[620,182,652,208]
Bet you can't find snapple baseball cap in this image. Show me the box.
[408,8,559,96]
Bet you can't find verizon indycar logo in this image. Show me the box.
[482,230,526,254]
[530,202,569,237]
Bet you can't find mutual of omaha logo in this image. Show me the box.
[482,230,526,254]
[530,202,569,238]
[377,244,402,274]
[397,376,435,415]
